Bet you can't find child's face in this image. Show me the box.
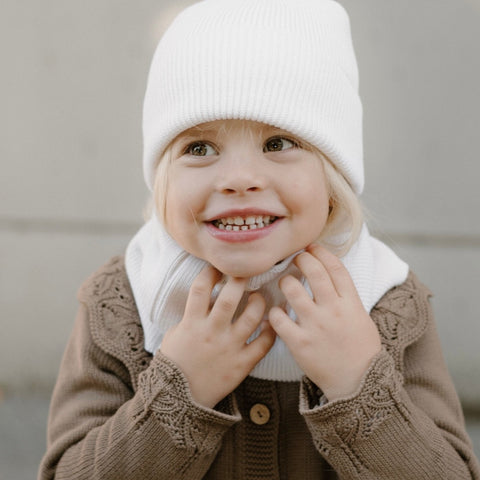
[163,120,330,278]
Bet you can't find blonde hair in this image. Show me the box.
[148,132,364,258]
[150,147,173,224]
[314,151,364,257]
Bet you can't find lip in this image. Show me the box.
[205,217,283,243]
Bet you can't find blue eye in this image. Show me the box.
[186,142,217,156]
[264,137,297,153]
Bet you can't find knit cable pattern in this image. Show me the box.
[138,353,240,454]
[301,351,404,462]
[371,272,430,373]
[77,256,151,390]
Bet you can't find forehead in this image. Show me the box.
[175,119,296,142]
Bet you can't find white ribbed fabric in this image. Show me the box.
[125,216,408,381]
[143,0,364,193]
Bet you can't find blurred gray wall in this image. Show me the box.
[1,0,479,410]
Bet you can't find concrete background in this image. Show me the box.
[1,0,479,477]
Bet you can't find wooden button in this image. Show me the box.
[249,403,270,425]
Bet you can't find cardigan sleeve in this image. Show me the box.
[299,275,480,479]
[37,304,241,480]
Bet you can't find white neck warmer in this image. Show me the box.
[125,215,408,381]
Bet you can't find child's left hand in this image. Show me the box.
[268,244,382,402]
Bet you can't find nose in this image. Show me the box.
[216,153,267,195]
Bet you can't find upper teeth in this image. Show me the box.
[213,215,276,230]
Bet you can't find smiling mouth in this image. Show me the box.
[211,215,279,231]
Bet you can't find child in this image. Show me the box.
[39,0,480,478]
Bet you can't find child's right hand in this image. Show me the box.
[160,265,276,409]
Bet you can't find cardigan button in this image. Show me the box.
[249,403,270,425]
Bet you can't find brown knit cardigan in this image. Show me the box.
[38,256,480,479]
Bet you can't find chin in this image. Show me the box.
[214,261,276,279]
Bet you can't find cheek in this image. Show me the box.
[164,173,207,229]
[291,176,330,237]
[289,172,329,215]
[164,195,195,253]
[305,191,330,232]
[164,174,188,235]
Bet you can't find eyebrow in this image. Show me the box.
[173,127,218,145]
[178,124,292,139]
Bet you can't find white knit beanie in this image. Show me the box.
[142,0,364,194]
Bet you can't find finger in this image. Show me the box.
[234,292,266,342]
[278,275,316,321]
[307,244,356,297]
[294,251,337,303]
[210,275,247,325]
[184,265,222,322]
[268,305,300,344]
[243,319,276,368]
